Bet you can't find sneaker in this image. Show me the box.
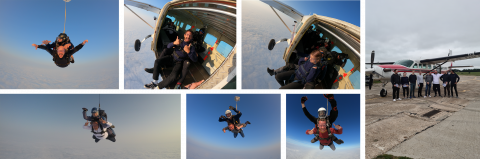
[144,81,157,89]
[413,96,416,98]
[439,95,443,97]
[245,121,251,125]
[424,96,426,98]
[393,99,396,102]
[267,67,275,76]
[319,144,324,150]
[110,125,115,128]
[398,98,402,101]
[429,95,431,97]
[95,139,100,143]
[311,137,318,143]
[456,96,459,98]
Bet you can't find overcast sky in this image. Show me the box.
[366,0,480,68]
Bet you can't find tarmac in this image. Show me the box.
[365,76,480,159]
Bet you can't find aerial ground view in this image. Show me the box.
[365,0,480,159]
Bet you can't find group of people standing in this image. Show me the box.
[391,69,460,101]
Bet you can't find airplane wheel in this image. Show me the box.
[380,89,387,97]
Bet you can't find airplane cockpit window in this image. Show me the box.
[394,60,414,68]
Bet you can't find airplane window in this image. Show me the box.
[166,15,176,22]
[180,22,184,29]
[394,60,414,67]
[413,64,418,68]
[348,71,362,90]
[217,41,234,58]
[196,28,199,31]
[186,24,191,30]
[320,33,323,38]
[192,3,198,7]
[204,33,217,47]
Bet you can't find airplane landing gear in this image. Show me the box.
[380,82,388,97]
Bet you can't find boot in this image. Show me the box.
[311,136,318,143]
[267,67,275,76]
[144,68,154,74]
[245,121,251,125]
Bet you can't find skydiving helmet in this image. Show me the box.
[225,110,232,117]
[57,33,69,43]
[318,107,327,119]
[91,107,98,115]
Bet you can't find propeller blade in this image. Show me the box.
[369,74,373,90]
[371,50,375,68]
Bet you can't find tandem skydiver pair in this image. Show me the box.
[32,33,88,68]
[219,106,251,138]
[82,107,116,143]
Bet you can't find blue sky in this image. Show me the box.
[286,94,360,149]
[281,0,360,26]
[0,94,180,158]
[0,0,119,89]
[187,94,280,159]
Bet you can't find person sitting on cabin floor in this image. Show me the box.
[144,30,198,89]
[163,22,178,42]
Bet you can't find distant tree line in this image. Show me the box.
[452,69,480,72]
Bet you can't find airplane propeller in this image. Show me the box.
[368,50,375,90]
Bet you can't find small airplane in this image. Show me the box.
[125,0,236,89]
[261,0,360,89]
[366,50,480,97]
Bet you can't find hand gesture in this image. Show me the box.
[220,115,226,119]
[64,43,72,49]
[304,57,308,61]
[42,40,51,45]
[82,40,88,45]
[173,36,180,45]
[333,123,342,130]
[229,106,235,110]
[85,121,89,126]
[223,129,226,133]
[184,43,192,54]
[32,44,38,50]
[82,108,88,111]
[301,96,308,103]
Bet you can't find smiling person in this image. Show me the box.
[32,39,88,68]
[83,119,116,143]
[144,30,198,89]
[275,48,328,89]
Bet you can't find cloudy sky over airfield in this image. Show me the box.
[366,0,480,68]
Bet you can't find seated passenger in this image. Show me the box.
[274,48,328,89]
[193,28,206,53]
[162,22,178,42]
[144,30,198,89]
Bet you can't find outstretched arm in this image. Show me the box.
[69,40,87,55]
[326,95,338,124]
[83,121,91,130]
[82,108,93,121]
[301,96,317,124]
[37,45,56,57]
[218,115,227,122]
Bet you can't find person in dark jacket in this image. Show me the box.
[301,95,343,145]
[449,70,460,98]
[193,28,206,53]
[401,72,410,99]
[32,39,88,68]
[440,72,451,97]
[44,33,76,63]
[81,107,116,142]
[409,71,417,98]
[144,30,198,89]
[391,69,401,101]
[219,106,242,125]
[425,72,433,97]
[275,49,326,89]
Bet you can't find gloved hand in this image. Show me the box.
[301,96,308,103]
[220,115,226,119]
[324,94,334,100]
[229,106,235,110]
[82,108,88,111]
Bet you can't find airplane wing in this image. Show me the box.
[125,0,162,14]
[420,52,480,64]
[260,0,303,22]
[366,62,395,65]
